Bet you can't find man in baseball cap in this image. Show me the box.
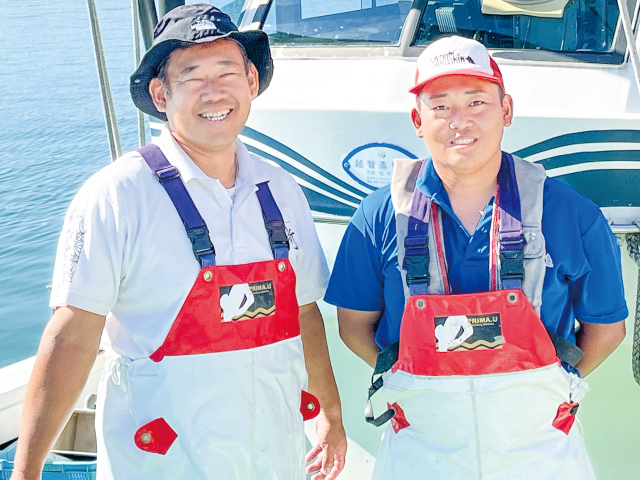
[11,5,346,479]
[325,35,626,479]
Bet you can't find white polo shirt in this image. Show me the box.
[50,126,329,359]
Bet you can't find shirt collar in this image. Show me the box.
[414,157,495,236]
[152,124,272,189]
[414,157,454,213]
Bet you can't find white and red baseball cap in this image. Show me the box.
[410,36,504,95]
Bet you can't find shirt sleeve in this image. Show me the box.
[572,213,629,324]
[290,184,330,306]
[324,192,386,312]
[49,172,127,316]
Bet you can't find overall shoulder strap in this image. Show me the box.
[496,152,525,291]
[511,154,547,311]
[391,159,445,303]
[138,144,216,268]
[255,181,290,260]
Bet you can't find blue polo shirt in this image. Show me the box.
[324,157,628,349]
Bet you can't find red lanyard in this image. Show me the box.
[430,185,500,295]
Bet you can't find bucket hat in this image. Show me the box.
[130,4,273,120]
[410,36,504,95]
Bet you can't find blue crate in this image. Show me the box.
[0,441,96,480]
[0,459,96,479]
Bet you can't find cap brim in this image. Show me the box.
[410,69,504,95]
[130,31,273,121]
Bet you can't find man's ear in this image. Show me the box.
[248,63,260,99]
[149,78,168,113]
[411,107,424,138]
[502,93,514,127]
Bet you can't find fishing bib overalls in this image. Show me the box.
[367,154,595,480]
[96,145,318,479]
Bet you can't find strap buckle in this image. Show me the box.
[499,248,524,280]
[403,254,430,284]
[186,226,216,261]
[265,220,290,250]
[154,165,181,182]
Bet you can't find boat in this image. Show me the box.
[1,0,639,478]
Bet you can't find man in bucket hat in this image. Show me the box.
[11,5,346,479]
[325,35,627,479]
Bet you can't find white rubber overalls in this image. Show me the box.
[369,154,595,480]
[95,145,318,479]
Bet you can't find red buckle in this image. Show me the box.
[301,390,321,421]
[552,402,579,435]
[134,417,178,455]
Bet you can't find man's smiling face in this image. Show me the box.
[149,39,258,155]
[412,75,513,177]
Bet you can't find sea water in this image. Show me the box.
[0,0,153,369]
[0,0,254,369]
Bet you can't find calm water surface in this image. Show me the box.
[0,0,142,368]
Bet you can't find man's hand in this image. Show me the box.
[305,410,347,480]
[299,302,347,479]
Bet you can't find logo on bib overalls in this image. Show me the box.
[435,313,504,352]
[219,281,275,322]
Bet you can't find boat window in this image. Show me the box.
[186,0,245,25]
[263,0,413,45]
[414,0,621,60]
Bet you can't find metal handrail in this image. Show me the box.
[87,0,122,162]
[612,224,640,234]
[617,0,640,97]
[137,0,158,50]
[312,214,351,225]
[132,0,146,147]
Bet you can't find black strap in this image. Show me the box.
[548,331,584,368]
[374,342,399,375]
[365,342,400,427]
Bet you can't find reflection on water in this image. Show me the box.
[0,1,141,368]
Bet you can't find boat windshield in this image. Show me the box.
[416,0,620,57]
[256,0,623,61]
[263,0,413,45]
[197,0,245,24]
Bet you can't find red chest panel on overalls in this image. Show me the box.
[395,289,557,376]
[150,259,299,362]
